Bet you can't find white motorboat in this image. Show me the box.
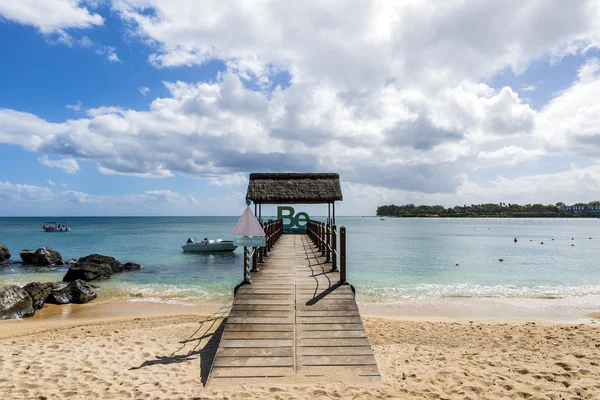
[182,238,237,253]
[43,222,71,232]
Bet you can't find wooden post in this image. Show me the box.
[320,222,326,256]
[266,223,271,253]
[259,223,265,263]
[325,220,331,263]
[332,224,337,271]
[340,226,346,283]
[251,246,258,272]
[243,246,251,284]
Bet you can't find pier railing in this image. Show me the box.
[246,219,283,280]
[306,220,347,283]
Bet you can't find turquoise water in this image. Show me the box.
[1,217,599,304]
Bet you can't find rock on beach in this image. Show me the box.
[0,285,35,320]
[0,244,10,264]
[63,262,113,282]
[19,247,63,266]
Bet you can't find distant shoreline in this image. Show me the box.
[376,215,600,218]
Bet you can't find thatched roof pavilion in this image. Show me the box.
[246,173,343,204]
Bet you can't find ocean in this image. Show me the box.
[1,217,599,306]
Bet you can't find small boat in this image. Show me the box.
[182,238,237,253]
[43,222,70,232]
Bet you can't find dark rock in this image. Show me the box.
[77,254,123,273]
[123,262,142,271]
[22,282,55,310]
[63,262,113,282]
[0,245,10,264]
[46,280,97,304]
[19,247,63,266]
[0,285,35,320]
[19,250,35,264]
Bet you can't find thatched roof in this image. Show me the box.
[246,173,343,204]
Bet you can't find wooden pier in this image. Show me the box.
[208,227,380,386]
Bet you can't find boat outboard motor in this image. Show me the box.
[187,238,193,243]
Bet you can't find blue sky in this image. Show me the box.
[1,1,600,216]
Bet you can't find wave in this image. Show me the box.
[356,283,600,302]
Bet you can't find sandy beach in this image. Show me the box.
[1,301,599,400]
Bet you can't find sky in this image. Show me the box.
[1,0,600,216]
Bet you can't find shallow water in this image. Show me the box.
[1,217,599,305]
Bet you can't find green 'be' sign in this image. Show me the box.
[277,206,310,233]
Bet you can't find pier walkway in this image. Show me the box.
[208,233,380,386]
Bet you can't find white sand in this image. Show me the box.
[1,304,599,399]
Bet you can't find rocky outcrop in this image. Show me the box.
[0,285,35,320]
[63,262,113,282]
[20,247,63,266]
[46,280,97,304]
[22,282,55,310]
[77,254,123,273]
[0,245,10,264]
[123,262,142,271]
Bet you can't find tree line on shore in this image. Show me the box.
[376,202,600,218]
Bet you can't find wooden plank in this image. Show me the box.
[296,316,363,324]
[217,347,293,357]
[234,294,292,300]
[229,310,293,318]
[230,299,294,305]
[296,330,367,339]
[297,338,371,347]
[220,339,293,348]
[231,304,293,311]
[298,355,377,366]
[296,310,361,317]
[296,323,365,331]
[227,317,294,324]
[214,356,293,367]
[224,324,293,332]
[223,331,294,340]
[297,346,376,356]
[296,305,358,311]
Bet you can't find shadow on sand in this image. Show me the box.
[129,304,230,386]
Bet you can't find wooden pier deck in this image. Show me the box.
[208,233,380,386]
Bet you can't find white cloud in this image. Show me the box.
[0,182,221,215]
[38,155,80,174]
[521,85,537,92]
[1,74,538,191]
[0,0,103,41]
[0,181,54,202]
[46,179,56,187]
[113,0,600,87]
[477,146,544,166]
[209,173,248,188]
[1,2,600,211]
[139,86,151,96]
[536,58,600,155]
[95,45,120,62]
[338,163,600,214]
[66,101,82,111]
[64,190,91,203]
[107,51,119,63]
